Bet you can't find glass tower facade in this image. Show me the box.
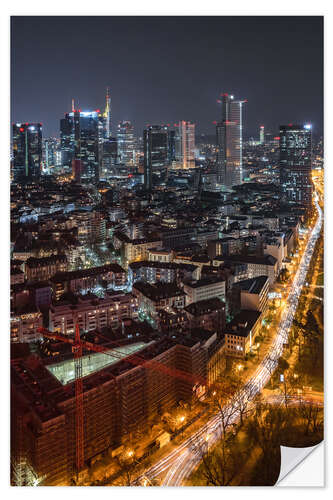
[60,111,100,183]
[175,121,195,169]
[216,93,246,188]
[12,123,42,181]
[279,124,312,207]
[144,125,169,191]
[117,121,135,167]
[60,113,74,168]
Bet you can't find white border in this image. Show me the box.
[1,2,331,498]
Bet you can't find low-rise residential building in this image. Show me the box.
[213,254,278,286]
[132,281,186,324]
[147,248,174,263]
[183,277,226,305]
[184,297,226,333]
[235,275,269,312]
[128,260,199,285]
[114,232,162,267]
[207,237,242,259]
[50,263,127,300]
[49,292,138,335]
[11,307,43,343]
[25,254,68,282]
[223,310,262,358]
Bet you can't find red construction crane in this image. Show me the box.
[37,326,206,474]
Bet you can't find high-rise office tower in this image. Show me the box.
[144,125,169,191]
[102,137,118,178]
[175,121,195,169]
[117,121,135,167]
[259,125,265,145]
[73,110,100,183]
[60,113,74,168]
[12,123,42,181]
[102,87,111,139]
[168,129,176,164]
[216,93,246,187]
[279,124,313,207]
[60,109,100,183]
[43,137,60,171]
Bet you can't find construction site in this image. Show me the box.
[11,328,225,485]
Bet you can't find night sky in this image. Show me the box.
[11,16,323,139]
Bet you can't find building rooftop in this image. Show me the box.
[129,260,197,272]
[133,281,185,301]
[185,297,225,316]
[214,254,277,266]
[50,263,125,283]
[26,254,67,267]
[46,341,155,385]
[184,276,225,289]
[224,310,262,338]
[236,275,269,295]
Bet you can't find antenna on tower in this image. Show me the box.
[72,99,75,112]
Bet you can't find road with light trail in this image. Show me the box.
[136,194,323,486]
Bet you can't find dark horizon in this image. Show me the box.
[11,16,323,139]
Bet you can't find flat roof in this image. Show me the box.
[236,275,269,295]
[46,341,154,385]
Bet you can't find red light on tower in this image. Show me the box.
[19,127,24,132]
[274,136,280,140]
[96,109,100,113]
[288,123,293,127]
[212,121,217,125]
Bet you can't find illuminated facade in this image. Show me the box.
[60,114,74,168]
[60,111,100,182]
[103,86,111,139]
[144,125,169,190]
[175,121,195,169]
[279,124,313,207]
[117,120,135,167]
[216,93,246,187]
[259,125,265,144]
[12,123,42,181]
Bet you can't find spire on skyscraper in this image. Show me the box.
[103,87,111,138]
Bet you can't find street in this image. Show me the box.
[136,191,323,486]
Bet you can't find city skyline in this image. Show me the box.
[11,16,323,137]
[10,14,324,487]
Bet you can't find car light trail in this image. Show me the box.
[135,194,322,486]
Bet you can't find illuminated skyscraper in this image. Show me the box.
[102,137,118,178]
[259,125,265,144]
[60,113,74,168]
[103,87,111,139]
[144,125,169,191]
[175,121,195,169]
[279,124,312,207]
[72,110,100,183]
[12,123,42,181]
[60,109,100,183]
[216,93,246,187]
[117,121,135,166]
